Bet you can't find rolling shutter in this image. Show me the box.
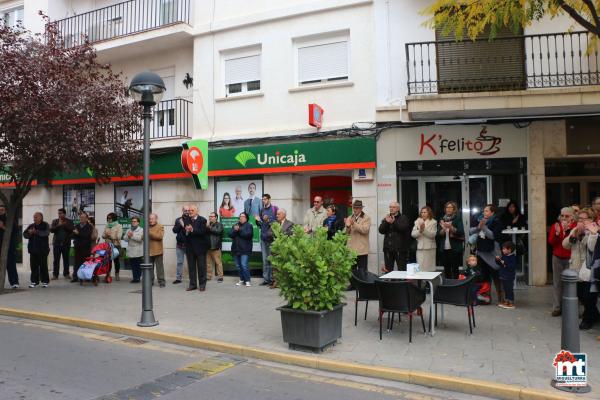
[298,41,348,83]
[225,55,261,85]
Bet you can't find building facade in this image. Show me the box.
[5,0,600,285]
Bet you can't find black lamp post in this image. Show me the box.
[129,71,165,327]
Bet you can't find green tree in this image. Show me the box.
[424,1,600,40]
[0,18,141,291]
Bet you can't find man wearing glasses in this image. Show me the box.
[303,196,327,235]
[171,205,190,284]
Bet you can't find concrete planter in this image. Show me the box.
[277,303,345,353]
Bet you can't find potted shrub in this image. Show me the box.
[270,224,356,352]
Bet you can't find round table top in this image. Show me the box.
[501,229,530,234]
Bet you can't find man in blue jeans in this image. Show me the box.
[171,205,189,284]
[255,194,278,286]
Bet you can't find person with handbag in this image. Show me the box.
[576,211,600,330]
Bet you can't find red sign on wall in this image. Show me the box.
[308,103,324,129]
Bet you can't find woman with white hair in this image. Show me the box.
[548,206,577,317]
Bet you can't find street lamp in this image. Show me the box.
[129,71,165,327]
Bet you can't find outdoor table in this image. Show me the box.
[501,229,530,288]
[379,271,443,336]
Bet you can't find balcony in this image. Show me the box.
[132,98,192,141]
[405,31,600,120]
[53,0,191,49]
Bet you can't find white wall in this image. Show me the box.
[193,1,375,139]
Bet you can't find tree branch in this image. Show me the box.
[581,0,600,32]
[557,0,600,36]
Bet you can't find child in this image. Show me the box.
[495,241,517,309]
[461,254,490,304]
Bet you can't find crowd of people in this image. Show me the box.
[4,195,600,329]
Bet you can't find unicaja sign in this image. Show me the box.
[235,150,307,168]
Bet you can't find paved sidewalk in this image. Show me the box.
[2,268,598,396]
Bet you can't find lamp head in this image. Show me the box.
[129,71,166,106]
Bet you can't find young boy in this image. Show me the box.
[461,254,490,304]
[495,241,517,309]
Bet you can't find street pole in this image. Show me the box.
[551,269,590,393]
[138,104,158,327]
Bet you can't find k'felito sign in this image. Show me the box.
[396,125,528,161]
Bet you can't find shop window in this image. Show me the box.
[295,32,349,86]
[566,118,600,155]
[223,50,261,97]
[63,185,95,223]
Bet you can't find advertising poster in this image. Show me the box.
[63,185,95,223]
[215,178,262,252]
[114,183,151,234]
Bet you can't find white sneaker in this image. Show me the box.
[41,283,49,288]
[235,280,244,286]
[245,281,251,287]
[28,283,37,288]
[11,284,19,289]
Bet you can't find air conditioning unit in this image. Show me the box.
[353,168,374,182]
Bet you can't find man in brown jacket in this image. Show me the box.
[345,199,371,279]
[148,213,165,287]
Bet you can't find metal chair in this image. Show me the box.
[375,280,427,343]
[433,275,477,334]
[349,271,380,326]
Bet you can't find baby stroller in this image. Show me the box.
[77,242,119,286]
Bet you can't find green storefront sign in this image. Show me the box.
[37,136,376,184]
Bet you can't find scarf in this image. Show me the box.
[442,213,455,223]
[107,221,117,229]
[325,215,336,229]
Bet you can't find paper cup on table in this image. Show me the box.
[407,263,420,275]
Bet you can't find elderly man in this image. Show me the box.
[378,201,411,272]
[256,194,278,286]
[184,205,209,291]
[50,208,74,280]
[232,186,244,217]
[148,213,165,288]
[303,196,327,234]
[345,200,371,279]
[23,212,51,288]
[276,208,294,236]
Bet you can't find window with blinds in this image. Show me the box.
[224,54,261,96]
[297,40,348,85]
[2,7,24,28]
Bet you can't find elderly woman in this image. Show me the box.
[548,207,577,316]
[470,204,504,304]
[437,201,464,279]
[323,204,345,240]
[411,206,437,272]
[563,208,598,326]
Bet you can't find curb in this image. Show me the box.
[0,307,577,400]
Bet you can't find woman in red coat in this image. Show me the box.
[548,207,577,316]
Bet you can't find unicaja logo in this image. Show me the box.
[235,150,307,167]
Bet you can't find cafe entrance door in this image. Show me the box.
[400,175,492,262]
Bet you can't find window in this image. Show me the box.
[2,7,24,29]
[223,52,261,96]
[296,34,349,86]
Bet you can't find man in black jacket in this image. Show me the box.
[184,205,209,291]
[378,201,411,272]
[0,205,19,289]
[71,212,93,282]
[23,212,50,288]
[50,208,74,280]
[206,212,224,282]
[171,205,190,284]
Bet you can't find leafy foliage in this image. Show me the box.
[0,16,142,290]
[269,224,356,312]
[423,1,600,40]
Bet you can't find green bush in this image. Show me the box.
[269,224,356,312]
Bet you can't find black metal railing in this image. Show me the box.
[132,98,192,141]
[406,31,600,95]
[53,0,190,48]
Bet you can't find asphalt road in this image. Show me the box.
[0,316,492,400]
